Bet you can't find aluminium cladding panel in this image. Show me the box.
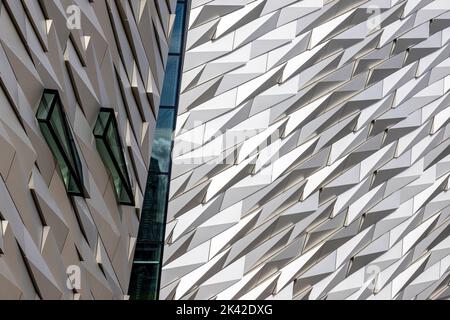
[162,0,450,300]
[0,0,176,299]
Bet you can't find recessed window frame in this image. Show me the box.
[36,89,85,197]
[93,108,135,206]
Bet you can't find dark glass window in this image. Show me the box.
[36,89,84,196]
[130,0,188,300]
[137,173,169,243]
[151,109,175,174]
[130,173,168,300]
[128,262,160,300]
[134,243,162,263]
[160,56,180,107]
[169,4,186,54]
[94,108,134,206]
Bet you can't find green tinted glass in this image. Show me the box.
[36,90,84,196]
[128,262,160,300]
[94,108,134,206]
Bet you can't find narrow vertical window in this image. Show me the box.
[36,89,85,196]
[129,0,188,300]
[94,108,134,206]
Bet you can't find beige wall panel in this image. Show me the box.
[0,0,175,299]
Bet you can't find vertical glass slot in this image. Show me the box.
[170,3,186,54]
[151,109,176,174]
[129,0,189,300]
[160,56,181,107]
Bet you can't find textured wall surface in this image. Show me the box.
[0,0,175,299]
[162,0,450,300]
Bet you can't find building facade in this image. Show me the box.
[160,0,450,300]
[1,0,450,301]
[0,0,176,299]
